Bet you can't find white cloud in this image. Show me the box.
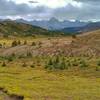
[10,0,82,8]
[1,0,100,21]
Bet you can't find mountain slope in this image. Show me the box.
[0,21,49,36]
[61,22,100,33]
[15,18,87,30]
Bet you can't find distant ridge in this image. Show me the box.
[0,20,48,36]
[14,18,88,30]
[0,20,64,36]
[61,22,100,33]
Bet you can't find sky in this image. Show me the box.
[0,0,100,21]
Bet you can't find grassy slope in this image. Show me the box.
[0,30,100,100]
[0,21,64,37]
[0,62,100,100]
[0,21,49,36]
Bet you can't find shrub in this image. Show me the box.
[38,42,42,48]
[95,66,99,71]
[45,58,53,70]
[31,42,36,46]
[45,56,67,70]
[7,53,15,62]
[12,53,15,57]
[97,60,100,66]
[55,56,60,64]
[30,64,35,68]
[48,58,53,65]
[79,59,88,68]
[12,41,18,47]
[27,52,32,57]
[24,40,27,45]
[0,44,2,48]
[38,42,42,46]
[18,55,25,59]
[8,57,13,62]
[59,60,66,70]
[3,34,8,38]
[18,40,21,45]
[2,62,6,67]
[66,61,71,69]
[72,34,77,39]
[22,63,27,67]
[72,59,78,66]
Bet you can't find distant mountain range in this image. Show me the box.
[61,22,100,33]
[15,17,88,30]
[0,18,100,35]
[14,18,100,33]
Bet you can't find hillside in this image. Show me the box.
[61,22,100,34]
[72,29,100,56]
[0,29,99,100]
[0,21,51,36]
[0,29,99,58]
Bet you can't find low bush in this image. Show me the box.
[22,63,27,67]
[2,62,6,67]
[45,56,67,70]
[12,41,18,47]
[79,59,88,68]
[31,42,36,46]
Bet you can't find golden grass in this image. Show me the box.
[0,36,99,100]
[0,63,100,100]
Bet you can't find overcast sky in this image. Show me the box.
[0,0,100,21]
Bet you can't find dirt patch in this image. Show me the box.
[0,87,24,100]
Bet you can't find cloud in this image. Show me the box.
[28,0,39,3]
[74,0,100,2]
[0,0,100,21]
[52,1,100,21]
[0,0,50,17]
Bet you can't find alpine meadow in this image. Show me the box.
[0,0,100,100]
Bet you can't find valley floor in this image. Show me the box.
[0,35,99,100]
